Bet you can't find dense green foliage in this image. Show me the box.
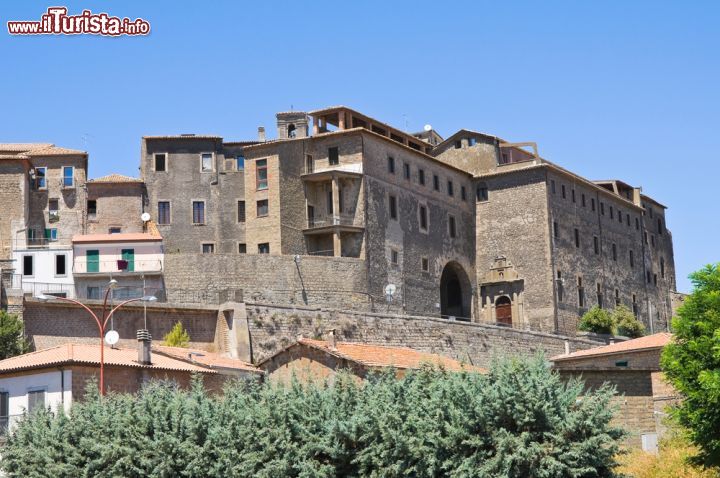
[1,355,625,477]
[163,321,190,347]
[662,264,720,467]
[0,310,29,360]
[578,305,645,338]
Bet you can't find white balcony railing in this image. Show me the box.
[73,259,163,274]
[307,213,359,229]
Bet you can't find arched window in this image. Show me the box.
[495,296,512,326]
[288,124,296,138]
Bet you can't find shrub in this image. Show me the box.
[662,264,720,467]
[0,355,625,477]
[163,321,190,347]
[0,310,29,360]
[613,305,645,338]
[579,306,615,335]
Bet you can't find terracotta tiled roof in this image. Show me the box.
[153,345,261,373]
[72,232,162,243]
[25,146,86,156]
[143,135,222,140]
[550,333,673,362]
[0,143,53,152]
[295,338,483,372]
[89,173,143,183]
[0,154,30,160]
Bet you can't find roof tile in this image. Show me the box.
[550,333,672,362]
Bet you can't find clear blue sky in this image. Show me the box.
[2,1,718,292]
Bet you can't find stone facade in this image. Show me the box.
[86,180,146,234]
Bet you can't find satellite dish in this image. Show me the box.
[141,212,151,222]
[423,124,432,132]
[104,330,119,346]
[384,284,396,296]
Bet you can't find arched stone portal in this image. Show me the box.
[440,261,472,320]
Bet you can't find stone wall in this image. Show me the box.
[86,181,145,234]
[0,160,29,260]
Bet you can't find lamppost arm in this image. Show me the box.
[42,295,102,334]
[103,297,147,329]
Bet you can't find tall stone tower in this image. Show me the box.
[276,111,309,139]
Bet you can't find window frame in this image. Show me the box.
[62,166,75,188]
[191,200,206,225]
[256,159,269,190]
[237,200,246,223]
[153,153,167,172]
[256,199,269,218]
[54,253,67,277]
[388,194,398,220]
[201,243,215,254]
[200,153,214,173]
[27,388,46,414]
[448,215,457,238]
[22,254,34,277]
[258,243,270,254]
[157,201,171,225]
[34,167,47,190]
[328,147,339,166]
[418,204,429,232]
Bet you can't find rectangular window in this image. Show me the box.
[581,194,586,207]
[629,250,634,268]
[618,210,622,223]
[647,270,652,283]
[600,202,605,215]
[553,221,559,239]
[202,243,215,254]
[236,155,245,171]
[62,166,74,187]
[326,189,333,215]
[421,257,429,272]
[237,201,246,223]
[109,227,121,234]
[27,390,45,413]
[447,180,454,197]
[574,228,580,248]
[597,283,603,309]
[55,254,66,276]
[476,184,488,202]
[612,243,617,261]
[257,199,269,217]
[0,391,8,433]
[35,167,47,189]
[238,243,247,254]
[627,214,630,227]
[591,198,596,211]
[87,200,97,220]
[578,277,585,308]
[154,154,166,172]
[44,228,58,241]
[551,180,556,194]
[561,184,566,199]
[615,289,621,307]
[387,156,395,174]
[328,147,339,165]
[391,249,399,265]
[419,205,428,231]
[651,235,655,247]
[158,201,170,225]
[389,195,397,220]
[403,163,410,180]
[661,258,665,278]
[632,295,639,317]
[201,153,214,172]
[433,174,440,191]
[418,169,425,185]
[305,154,313,174]
[256,159,268,190]
[455,140,462,149]
[571,189,576,203]
[449,215,457,238]
[594,236,600,254]
[86,250,99,273]
[468,137,477,146]
[49,199,59,213]
[258,243,270,254]
[22,255,33,277]
[658,218,663,235]
[654,274,658,286]
[609,206,614,219]
[636,217,640,230]
[192,201,205,224]
[461,186,467,201]
[557,271,563,302]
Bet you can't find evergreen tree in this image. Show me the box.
[163,321,190,347]
[0,310,29,360]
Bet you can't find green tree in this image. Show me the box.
[0,310,29,360]
[0,355,625,477]
[613,305,645,338]
[662,263,720,467]
[579,306,615,335]
[163,321,190,347]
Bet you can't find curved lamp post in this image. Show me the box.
[36,281,156,396]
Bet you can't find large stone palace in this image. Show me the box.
[0,106,677,337]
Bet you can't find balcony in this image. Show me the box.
[304,214,363,235]
[73,259,163,275]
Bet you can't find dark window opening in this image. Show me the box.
[574,228,580,248]
[192,201,205,224]
[403,163,410,179]
[238,243,247,254]
[258,243,270,254]
[158,201,170,225]
[419,205,428,231]
[257,199,269,217]
[87,200,97,220]
[22,255,33,276]
[418,169,425,185]
[447,180,454,197]
[202,243,215,254]
[328,147,339,166]
[389,195,397,220]
[387,156,395,174]
[449,215,456,238]
[461,186,466,201]
[594,236,600,254]
[55,254,66,276]
[154,154,166,172]
[433,174,440,191]
[238,201,246,222]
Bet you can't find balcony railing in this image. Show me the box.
[306,213,358,229]
[307,249,334,257]
[8,275,75,298]
[73,259,163,274]
[13,236,72,249]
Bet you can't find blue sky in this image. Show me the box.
[2,1,718,292]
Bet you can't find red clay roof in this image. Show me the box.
[89,173,143,183]
[550,333,672,362]
[0,344,260,375]
[292,338,483,372]
[72,232,161,243]
[0,143,53,152]
[25,145,86,156]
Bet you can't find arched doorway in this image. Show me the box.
[440,261,471,320]
[495,296,512,326]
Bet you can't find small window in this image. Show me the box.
[594,236,600,254]
[574,228,580,248]
[419,205,428,231]
[630,249,634,268]
[87,200,97,220]
[403,163,410,180]
[158,201,171,225]
[421,257,429,272]
[0,391,8,433]
[237,201,246,223]
[561,184,566,199]
[387,156,395,174]
[635,217,640,230]
[468,137,477,147]
[578,277,585,308]
[454,140,462,149]
[34,167,47,189]
[615,289,621,307]
[647,270,652,283]
[201,153,214,172]
[597,283,603,309]
[389,195,397,220]
[448,215,457,238]
[305,154,313,174]
[44,228,58,241]
[632,294,639,317]
[328,147,339,166]
[626,214,631,227]
[557,270,563,302]
[591,198,596,211]
[610,206,614,219]
[391,249,399,265]
[49,199,59,213]
[651,235,655,247]
[236,155,245,170]
[612,243,617,261]
[62,166,74,187]
[257,199,269,217]
[476,183,488,202]
[202,243,215,254]
[109,227,121,234]
[447,180,454,197]
[238,243,247,254]
[418,169,425,185]
[553,221,559,239]
[258,243,270,254]
[154,154,166,172]
[27,390,45,413]
[571,189,576,203]
[501,152,510,164]
[22,255,33,277]
[433,174,440,191]
[192,201,205,224]
[658,218,663,235]
[256,159,268,190]
[551,180,556,194]
[660,258,665,278]
[461,186,467,201]
[600,202,605,215]
[618,210,622,223]
[581,194,586,207]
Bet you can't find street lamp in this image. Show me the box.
[36,283,156,396]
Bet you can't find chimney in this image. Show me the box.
[257,126,266,142]
[326,329,337,350]
[137,329,152,365]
